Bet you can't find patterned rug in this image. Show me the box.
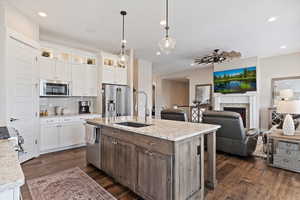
[27,167,117,200]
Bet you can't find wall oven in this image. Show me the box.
[40,80,71,97]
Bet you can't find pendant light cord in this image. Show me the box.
[122,14,125,44]
[165,0,169,38]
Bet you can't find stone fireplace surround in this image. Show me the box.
[213,92,259,129]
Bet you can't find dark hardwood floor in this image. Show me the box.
[21,147,300,200]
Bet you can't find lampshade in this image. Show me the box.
[277,100,300,114]
[279,89,294,99]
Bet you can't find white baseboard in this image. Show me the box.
[40,143,86,155]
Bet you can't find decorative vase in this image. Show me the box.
[283,114,295,136]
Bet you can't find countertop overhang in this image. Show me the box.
[0,140,25,192]
[86,116,221,141]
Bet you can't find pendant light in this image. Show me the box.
[119,11,127,66]
[159,0,176,54]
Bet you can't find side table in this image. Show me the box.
[267,130,300,173]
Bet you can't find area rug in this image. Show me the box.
[27,167,117,200]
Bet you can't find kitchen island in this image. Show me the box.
[0,140,24,200]
[86,116,220,200]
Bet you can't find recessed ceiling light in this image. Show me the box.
[160,20,166,26]
[190,63,195,66]
[280,45,287,49]
[156,51,161,56]
[38,12,47,18]
[268,16,278,22]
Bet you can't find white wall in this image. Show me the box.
[259,53,300,128]
[160,80,189,108]
[187,67,214,105]
[0,3,6,126]
[1,1,39,41]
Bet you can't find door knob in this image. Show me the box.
[10,118,19,122]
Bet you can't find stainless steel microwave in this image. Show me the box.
[40,80,71,97]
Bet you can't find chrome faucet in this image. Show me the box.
[134,89,148,123]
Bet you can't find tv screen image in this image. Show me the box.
[214,66,257,94]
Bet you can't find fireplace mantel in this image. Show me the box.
[213,92,259,129]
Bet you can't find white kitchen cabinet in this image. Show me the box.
[0,188,20,200]
[40,115,101,154]
[72,64,97,97]
[102,65,115,84]
[86,65,98,96]
[60,122,85,147]
[55,60,71,81]
[101,54,128,85]
[40,125,60,152]
[71,64,86,96]
[39,57,55,80]
[39,57,71,82]
[115,65,128,85]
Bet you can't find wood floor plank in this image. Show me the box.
[21,147,300,200]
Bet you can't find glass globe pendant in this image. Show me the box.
[159,36,176,55]
[118,11,127,66]
[159,0,176,54]
[119,45,126,66]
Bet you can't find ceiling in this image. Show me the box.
[7,0,300,75]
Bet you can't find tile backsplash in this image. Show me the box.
[40,97,98,115]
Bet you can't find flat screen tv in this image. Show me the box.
[214,66,257,94]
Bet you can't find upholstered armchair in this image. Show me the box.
[161,109,188,122]
[202,110,258,157]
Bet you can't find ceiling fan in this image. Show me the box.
[194,49,241,65]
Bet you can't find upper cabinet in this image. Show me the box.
[101,53,128,85]
[39,57,55,80]
[71,64,97,97]
[39,57,71,81]
[39,44,98,97]
[86,65,98,96]
[55,60,71,81]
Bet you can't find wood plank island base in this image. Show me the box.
[86,116,220,200]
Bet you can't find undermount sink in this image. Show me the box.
[115,121,151,128]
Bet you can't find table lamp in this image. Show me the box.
[277,100,300,135]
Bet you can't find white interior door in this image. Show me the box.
[6,36,39,163]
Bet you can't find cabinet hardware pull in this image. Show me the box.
[149,142,155,146]
[10,118,19,122]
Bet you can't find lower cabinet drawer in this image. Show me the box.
[273,155,300,171]
[276,148,300,159]
[277,141,299,151]
[273,155,294,169]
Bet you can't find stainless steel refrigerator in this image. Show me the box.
[102,84,131,117]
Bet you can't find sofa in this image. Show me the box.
[202,110,258,157]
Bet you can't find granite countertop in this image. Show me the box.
[87,116,221,141]
[0,140,25,192]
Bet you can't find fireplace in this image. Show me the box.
[213,93,259,129]
[224,107,247,127]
